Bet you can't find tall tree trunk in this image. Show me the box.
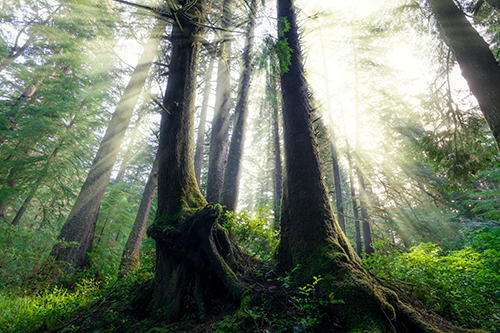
[147,2,248,322]
[329,131,346,233]
[358,170,374,255]
[206,0,233,203]
[119,153,159,274]
[0,5,62,73]
[346,151,362,256]
[220,0,258,211]
[354,47,374,255]
[50,19,167,270]
[194,54,215,186]
[428,0,500,150]
[276,0,436,330]
[270,66,282,231]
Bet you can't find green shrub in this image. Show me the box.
[222,210,278,259]
[363,229,500,331]
[0,223,57,289]
[0,278,102,332]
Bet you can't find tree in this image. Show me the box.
[51,18,167,270]
[0,4,62,73]
[220,0,258,211]
[428,0,500,150]
[194,52,215,187]
[276,0,442,330]
[119,152,159,274]
[146,0,254,321]
[206,0,233,203]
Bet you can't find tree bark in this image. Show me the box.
[194,54,215,186]
[50,19,167,270]
[428,0,500,150]
[329,124,346,233]
[206,0,233,203]
[270,66,282,231]
[276,0,440,330]
[358,170,374,255]
[220,0,258,211]
[146,2,250,322]
[119,153,158,274]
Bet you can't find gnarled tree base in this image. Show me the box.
[147,205,249,322]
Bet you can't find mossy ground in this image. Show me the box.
[41,258,484,333]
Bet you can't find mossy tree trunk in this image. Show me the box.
[50,19,167,270]
[276,0,443,330]
[146,0,246,322]
[220,0,258,211]
[428,0,500,151]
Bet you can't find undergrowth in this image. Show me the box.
[363,228,500,332]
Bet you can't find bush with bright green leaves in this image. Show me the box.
[363,228,500,331]
[0,223,57,289]
[0,278,103,332]
[222,210,278,259]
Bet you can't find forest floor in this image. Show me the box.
[48,260,348,333]
[42,259,480,333]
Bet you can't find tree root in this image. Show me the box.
[147,204,248,322]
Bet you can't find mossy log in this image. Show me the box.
[147,205,248,322]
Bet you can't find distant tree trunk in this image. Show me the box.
[270,67,282,231]
[358,170,374,255]
[346,151,362,256]
[353,47,374,255]
[119,153,158,274]
[50,19,167,271]
[428,0,500,150]
[276,0,436,330]
[194,55,215,186]
[206,0,233,203]
[11,115,77,226]
[0,5,62,73]
[220,0,258,211]
[0,62,71,220]
[329,124,346,233]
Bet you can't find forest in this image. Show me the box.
[0,0,499,331]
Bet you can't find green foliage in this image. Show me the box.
[222,210,278,259]
[0,277,103,332]
[243,267,342,333]
[0,223,56,289]
[363,230,500,331]
[276,17,293,73]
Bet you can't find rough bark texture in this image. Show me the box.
[206,0,233,203]
[146,2,250,322]
[119,153,159,274]
[276,1,447,331]
[194,55,215,186]
[428,0,500,150]
[51,19,166,270]
[220,0,258,211]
